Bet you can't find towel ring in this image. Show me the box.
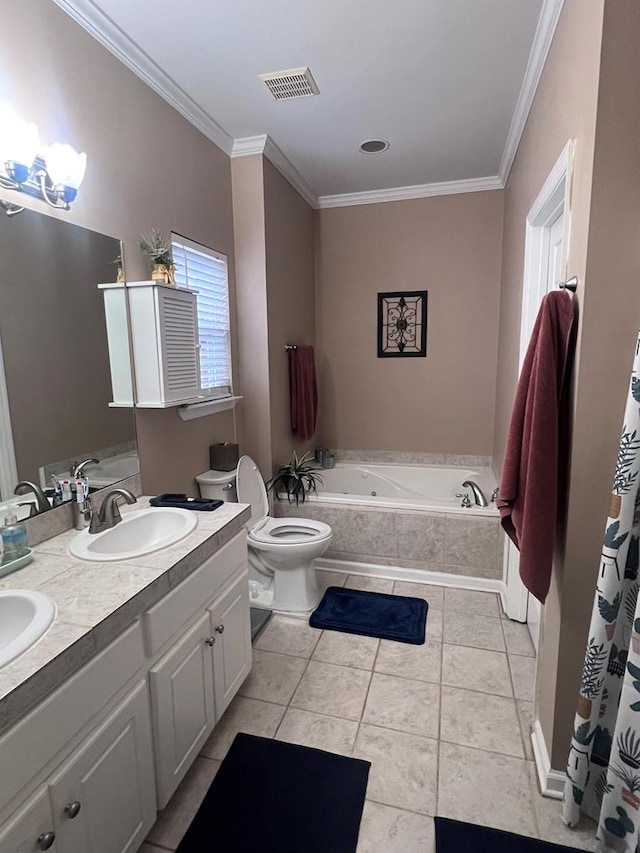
[558,276,578,293]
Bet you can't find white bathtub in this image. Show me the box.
[307,462,498,516]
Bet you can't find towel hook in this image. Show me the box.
[558,275,578,293]
[284,344,297,351]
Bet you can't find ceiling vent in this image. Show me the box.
[259,67,320,101]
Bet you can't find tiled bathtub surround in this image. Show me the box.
[332,450,493,468]
[276,502,503,580]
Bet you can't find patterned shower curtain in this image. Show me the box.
[564,332,640,851]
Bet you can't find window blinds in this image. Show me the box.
[171,236,232,398]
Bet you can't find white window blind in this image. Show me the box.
[171,235,232,399]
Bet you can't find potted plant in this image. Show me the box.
[266,451,323,505]
[139,228,176,286]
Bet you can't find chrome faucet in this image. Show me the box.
[89,487,137,534]
[462,480,489,507]
[14,481,50,514]
[71,458,99,479]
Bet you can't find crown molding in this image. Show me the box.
[498,0,565,185]
[316,175,504,209]
[232,135,318,208]
[51,0,233,155]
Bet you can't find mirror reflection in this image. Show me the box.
[0,207,138,518]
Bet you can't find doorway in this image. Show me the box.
[503,140,575,653]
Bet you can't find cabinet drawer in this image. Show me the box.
[144,533,246,657]
[0,623,144,813]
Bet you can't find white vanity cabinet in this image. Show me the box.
[0,789,55,853]
[47,682,155,853]
[0,527,252,852]
[148,535,251,808]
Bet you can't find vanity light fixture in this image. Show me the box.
[0,105,86,216]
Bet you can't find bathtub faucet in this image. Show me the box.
[462,480,489,507]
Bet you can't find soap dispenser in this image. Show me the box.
[1,514,28,563]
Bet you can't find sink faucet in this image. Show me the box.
[14,481,50,514]
[71,458,99,479]
[89,488,137,534]
[462,480,489,507]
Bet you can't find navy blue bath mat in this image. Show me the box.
[309,586,428,644]
[175,733,370,853]
[435,817,589,851]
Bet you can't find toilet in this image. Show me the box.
[196,455,332,613]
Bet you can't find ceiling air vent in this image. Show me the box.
[259,67,320,101]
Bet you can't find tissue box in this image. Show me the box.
[209,442,239,471]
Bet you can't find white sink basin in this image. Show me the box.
[69,508,198,562]
[0,590,56,670]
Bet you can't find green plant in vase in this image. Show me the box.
[266,451,323,505]
[139,228,176,286]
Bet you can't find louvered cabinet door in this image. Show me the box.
[156,287,201,403]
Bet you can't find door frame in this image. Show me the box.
[503,139,575,636]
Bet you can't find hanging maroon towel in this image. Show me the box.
[498,291,575,604]
[289,345,318,441]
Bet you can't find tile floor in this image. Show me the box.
[141,572,599,853]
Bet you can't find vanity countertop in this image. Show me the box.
[0,498,251,734]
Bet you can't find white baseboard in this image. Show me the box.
[315,557,506,596]
[531,718,566,799]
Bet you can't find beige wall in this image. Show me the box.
[315,192,504,454]
[264,159,316,469]
[491,0,640,769]
[2,0,238,495]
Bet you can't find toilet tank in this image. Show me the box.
[195,468,237,502]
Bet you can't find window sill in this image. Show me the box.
[177,396,242,421]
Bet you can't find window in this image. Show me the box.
[171,234,232,400]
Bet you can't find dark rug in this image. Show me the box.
[435,817,590,851]
[175,733,370,853]
[309,586,427,644]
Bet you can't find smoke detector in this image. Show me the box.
[259,67,320,101]
[359,140,390,154]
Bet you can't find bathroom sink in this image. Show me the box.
[0,590,56,670]
[68,508,198,562]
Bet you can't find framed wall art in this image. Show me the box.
[377,290,428,358]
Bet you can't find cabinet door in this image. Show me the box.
[0,788,56,853]
[156,286,201,403]
[209,571,252,719]
[149,612,215,808]
[48,681,155,853]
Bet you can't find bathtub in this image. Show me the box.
[308,462,497,515]
[275,461,502,581]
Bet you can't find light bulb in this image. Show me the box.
[44,143,87,201]
[0,104,39,182]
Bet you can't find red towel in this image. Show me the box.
[289,345,318,441]
[498,291,575,603]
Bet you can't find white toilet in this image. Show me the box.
[197,455,332,613]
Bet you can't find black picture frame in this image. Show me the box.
[377,290,428,358]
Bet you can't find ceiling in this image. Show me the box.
[55,0,561,205]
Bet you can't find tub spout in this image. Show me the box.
[462,480,489,507]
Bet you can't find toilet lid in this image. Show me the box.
[236,455,269,529]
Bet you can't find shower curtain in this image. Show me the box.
[564,332,640,852]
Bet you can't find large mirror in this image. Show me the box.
[0,206,138,518]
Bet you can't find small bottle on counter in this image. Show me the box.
[1,514,29,563]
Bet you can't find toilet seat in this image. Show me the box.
[250,516,332,545]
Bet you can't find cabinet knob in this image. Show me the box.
[64,801,81,819]
[215,624,225,634]
[37,831,56,850]
[205,636,216,646]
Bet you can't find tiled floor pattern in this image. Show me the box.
[141,573,598,853]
